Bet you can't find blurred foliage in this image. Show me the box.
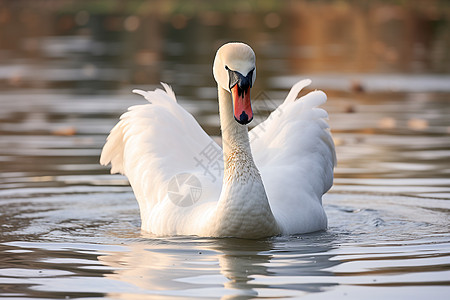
[0,0,448,91]
[0,0,449,16]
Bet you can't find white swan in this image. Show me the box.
[100,42,336,238]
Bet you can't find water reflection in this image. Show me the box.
[98,235,340,298]
[5,234,448,299]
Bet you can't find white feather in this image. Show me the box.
[100,43,335,238]
[250,82,336,234]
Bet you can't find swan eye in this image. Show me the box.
[225,65,229,70]
[227,68,239,89]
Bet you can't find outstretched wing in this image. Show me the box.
[100,83,223,234]
[249,79,336,234]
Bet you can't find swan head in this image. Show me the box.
[213,42,256,125]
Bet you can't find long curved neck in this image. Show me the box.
[208,86,278,238]
[218,87,254,178]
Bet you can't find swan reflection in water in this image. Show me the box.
[98,235,339,298]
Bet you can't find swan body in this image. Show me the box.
[100,42,336,238]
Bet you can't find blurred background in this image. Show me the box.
[1,0,449,93]
[0,2,449,298]
[1,0,449,183]
[0,0,449,219]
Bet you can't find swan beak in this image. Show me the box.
[231,84,253,125]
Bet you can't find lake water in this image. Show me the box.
[0,1,449,299]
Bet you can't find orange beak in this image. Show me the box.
[231,84,253,125]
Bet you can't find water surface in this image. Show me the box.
[0,1,449,299]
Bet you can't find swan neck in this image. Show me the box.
[211,87,279,238]
[218,87,252,161]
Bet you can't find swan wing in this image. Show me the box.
[249,79,336,234]
[100,83,223,235]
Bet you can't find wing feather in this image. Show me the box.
[100,84,223,234]
[250,80,336,234]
